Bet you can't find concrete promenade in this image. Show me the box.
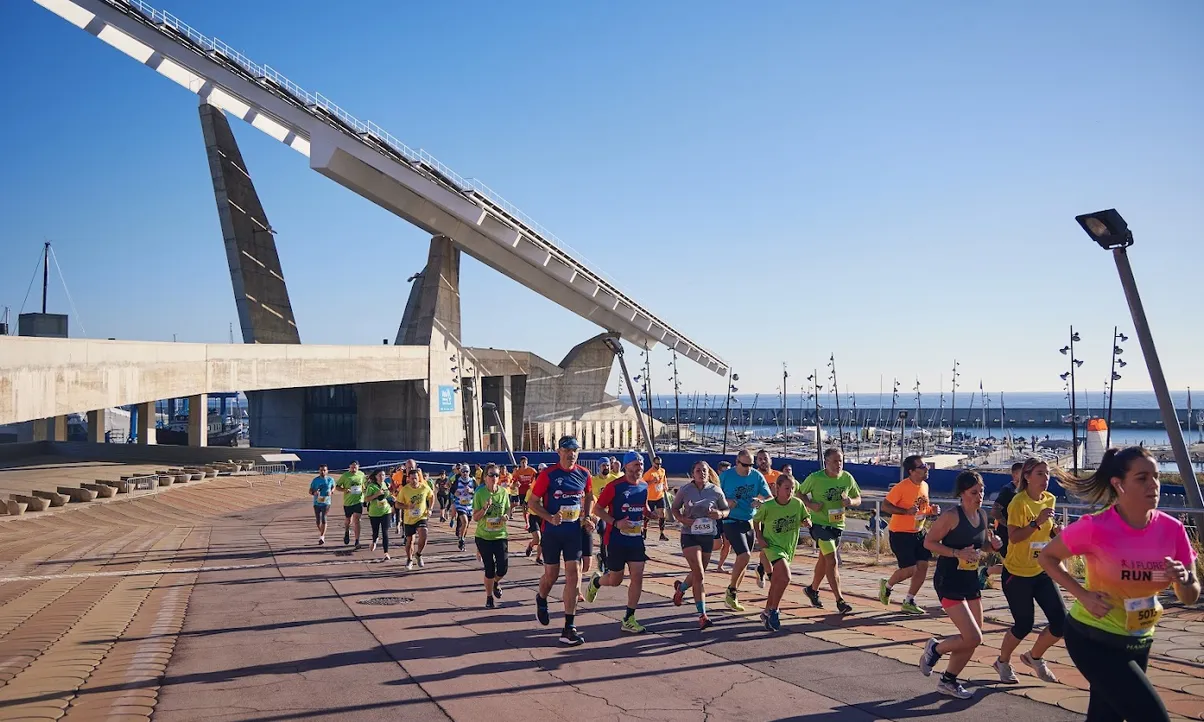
[0,474,1200,721]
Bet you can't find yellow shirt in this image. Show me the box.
[593,472,622,501]
[1004,490,1056,577]
[398,483,434,525]
[473,468,484,483]
[643,468,667,500]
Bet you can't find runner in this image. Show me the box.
[798,448,861,615]
[754,449,781,487]
[521,459,544,561]
[363,469,393,561]
[986,461,1024,587]
[308,464,334,545]
[435,470,451,522]
[451,466,476,552]
[718,449,772,612]
[756,464,810,589]
[472,463,484,485]
[528,436,594,646]
[398,464,435,570]
[335,461,366,548]
[590,457,613,570]
[713,461,734,572]
[670,460,729,630]
[388,466,406,532]
[993,457,1066,684]
[919,470,1001,699]
[878,455,940,614]
[642,456,669,541]
[754,473,809,632]
[586,450,652,634]
[473,463,511,609]
[1039,447,1198,722]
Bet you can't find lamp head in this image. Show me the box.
[1060,346,1070,355]
[1071,332,1081,342]
[1075,359,1084,368]
[1114,346,1124,355]
[1112,372,1122,381]
[1117,333,1129,342]
[1060,372,1071,381]
[602,336,624,355]
[1075,209,1133,249]
[483,402,496,411]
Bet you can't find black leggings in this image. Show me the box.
[1001,570,1065,639]
[476,537,509,579]
[1065,620,1168,722]
[370,515,389,553]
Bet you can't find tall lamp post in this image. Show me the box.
[668,352,682,451]
[604,337,657,459]
[1106,327,1128,449]
[721,372,738,455]
[1074,209,1203,520]
[806,371,823,462]
[950,360,960,444]
[482,402,517,467]
[1059,326,1084,476]
[828,354,844,452]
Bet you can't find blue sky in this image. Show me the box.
[1,0,1201,398]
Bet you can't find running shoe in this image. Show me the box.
[416,554,425,568]
[318,538,325,546]
[1020,652,1059,683]
[724,589,745,612]
[878,578,891,606]
[936,677,973,699]
[524,546,533,558]
[621,616,647,634]
[383,553,390,561]
[405,558,414,570]
[485,596,495,609]
[493,581,502,599]
[993,659,1018,684]
[760,611,773,631]
[803,585,823,609]
[900,600,925,615]
[659,533,670,542]
[344,529,350,545]
[457,538,465,552]
[536,595,550,626]
[919,638,940,677]
[978,567,990,590]
[836,599,853,616]
[672,580,685,607]
[354,542,362,550]
[768,609,782,632]
[698,614,713,631]
[559,626,585,646]
[585,573,602,603]
[371,541,377,552]
[756,564,766,589]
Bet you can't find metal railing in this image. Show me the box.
[125,473,158,492]
[110,0,708,359]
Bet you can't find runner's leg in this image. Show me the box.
[766,559,791,611]
[938,598,984,677]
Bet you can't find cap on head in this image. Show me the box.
[622,450,644,467]
[557,435,580,450]
[597,456,610,466]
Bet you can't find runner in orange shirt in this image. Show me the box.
[755,449,781,487]
[642,456,669,541]
[879,455,940,614]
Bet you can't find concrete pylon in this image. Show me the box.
[395,235,462,347]
[200,101,300,344]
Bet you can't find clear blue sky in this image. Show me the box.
[1,0,1201,399]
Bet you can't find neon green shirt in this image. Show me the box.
[364,480,391,518]
[473,485,511,540]
[336,470,366,507]
[754,497,807,563]
[798,470,860,529]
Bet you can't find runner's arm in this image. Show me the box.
[922,510,971,560]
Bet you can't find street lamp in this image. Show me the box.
[1106,328,1128,448]
[603,336,657,458]
[1074,209,1203,520]
[722,372,739,455]
[481,402,516,466]
[1059,327,1084,475]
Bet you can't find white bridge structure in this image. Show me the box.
[30,0,727,376]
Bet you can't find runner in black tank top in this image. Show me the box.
[919,471,1001,700]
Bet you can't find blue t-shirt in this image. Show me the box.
[599,479,648,547]
[309,476,335,506]
[720,468,771,523]
[452,477,475,511]
[532,464,592,536]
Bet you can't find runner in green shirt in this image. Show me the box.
[363,469,393,561]
[798,448,861,615]
[754,474,809,632]
[472,463,512,608]
[335,461,367,548]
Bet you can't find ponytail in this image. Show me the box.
[1058,446,1154,505]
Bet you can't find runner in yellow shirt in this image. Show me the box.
[642,456,669,541]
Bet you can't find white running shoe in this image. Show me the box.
[406,558,414,570]
[993,659,1018,684]
[1020,652,1059,683]
[936,677,973,699]
[919,638,940,677]
[417,555,425,568]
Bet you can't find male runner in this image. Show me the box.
[309,464,334,545]
[642,456,670,541]
[798,448,861,615]
[757,464,809,588]
[719,449,772,612]
[528,436,594,646]
[987,462,1023,587]
[336,461,366,548]
[451,467,476,551]
[435,471,451,522]
[585,450,651,634]
[512,456,537,521]
[592,457,622,570]
[755,449,781,487]
[754,473,809,631]
[879,455,940,614]
[399,467,435,569]
[714,461,734,571]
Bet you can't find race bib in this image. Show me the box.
[957,553,979,571]
[1029,541,1048,560]
[1124,596,1162,634]
[559,504,581,522]
[691,518,716,535]
[828,508,845,524]
[485,516,505,532]
[620,519,644,536]
[316,495,329,505]
[348,485,362,495]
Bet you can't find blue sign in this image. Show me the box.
[438,385,456,413]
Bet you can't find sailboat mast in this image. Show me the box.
[41,241,50,314]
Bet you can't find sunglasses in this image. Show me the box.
[737,461,751,467]
[487,472,499,478]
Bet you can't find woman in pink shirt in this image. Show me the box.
[1039,446,1199,722]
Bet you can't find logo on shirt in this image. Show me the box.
[772,517,797,534]
[1120,559,1165,582]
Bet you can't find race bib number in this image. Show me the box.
[558,504,581,522]
[690,518,716,535]
[914,512,927,524]
[316,495,329,505]
[348,485,362,495]
[1029,541,1048,560]
[1124,596,1162,634]
[485,516,505,532]
[621,519,644,536]
[957,553,979,571]
[828,508,845,524]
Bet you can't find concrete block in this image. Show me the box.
[5,500,27,516]
[81,483,115,498]
[58,486,97,502]
[32,489,69,507]
[157,475,173,487]
[95,479,128,494]
[11,495,48,512]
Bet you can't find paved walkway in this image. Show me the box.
[0,473,1199,721]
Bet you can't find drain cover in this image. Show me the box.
[358,595,414,606]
